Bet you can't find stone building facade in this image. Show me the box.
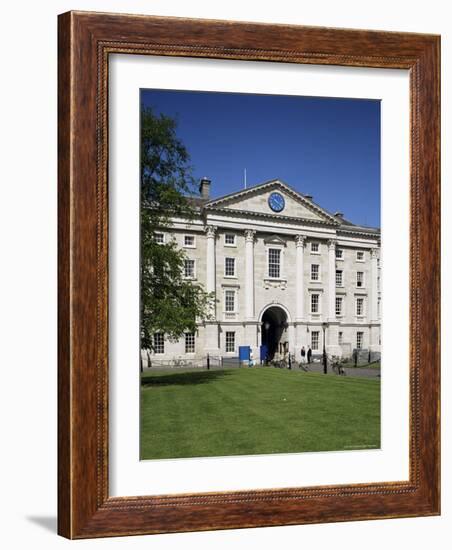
[149,178,381,363]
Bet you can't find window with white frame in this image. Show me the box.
[356,250,365,261]
[184,259,195,279]
[356,331,364,349]
[153,333,164,354]
[310,264,320,281]
[336,270,343,287]
[336,248,344,260]
[311,293,320,314]
[311,331,320,350]
[185,332,195,353]
[356,297,364,316]
[225,331,235,352]
[154,232,164,244]
[335,296,343,317]
[310,242,320,253]
[224,257,236,277]
[356,271,364,287]
[183,235,195,248]
[268,248,281,278]
[224,290,236,312]
[338,331,343,345]
[224,233,236,246]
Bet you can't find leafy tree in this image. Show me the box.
[140,106,212,353]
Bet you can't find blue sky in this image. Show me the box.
[141,89,380,228]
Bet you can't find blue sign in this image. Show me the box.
[239,346,251,361]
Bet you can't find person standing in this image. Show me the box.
[307,346,312,364]
[300,346,306,364]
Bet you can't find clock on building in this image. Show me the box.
[268,192,285,212]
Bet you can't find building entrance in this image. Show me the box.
[261,306,289,361]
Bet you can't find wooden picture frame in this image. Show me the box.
[58,11,440,539]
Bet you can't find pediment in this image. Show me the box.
[263,235,287,246]
[205,179,338,224]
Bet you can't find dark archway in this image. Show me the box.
[261,306,288,361]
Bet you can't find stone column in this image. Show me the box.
[205,225,217,316]
[244,229,256,320]
[369,247,380,354]
[370,248,379,321]
[295,235,306,321]
[327,239,337,321]
[205,225,219,355]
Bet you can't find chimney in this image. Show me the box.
[199,177,211,200]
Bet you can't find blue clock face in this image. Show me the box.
[268,192,285,212]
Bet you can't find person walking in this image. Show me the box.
[307,346,312,364]
[300,346,306,364]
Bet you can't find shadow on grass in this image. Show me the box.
[141,369,232,387]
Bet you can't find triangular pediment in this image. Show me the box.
[204,179,338,224]
[263,234,287,246]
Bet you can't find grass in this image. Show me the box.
[140,367,380,460]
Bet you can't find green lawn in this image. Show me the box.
[140,368,380,460]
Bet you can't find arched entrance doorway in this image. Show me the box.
[261,306,289,361]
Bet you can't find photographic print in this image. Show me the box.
[140,89,381,461]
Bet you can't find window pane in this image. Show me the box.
[311,294,319,313]
[225,233,235,245]
[336,270,343,286]
[268,248,281,278]
[311,331,319,350]
[184,259,195,278]
[153,333,164,354]
[225,257,235,276]
[311,242,319,252]
[311,264,319,280]
[225,331,235,352]
[225,290,235,312]
[356,332,363,349]
[335,297,342,316]
[185,332,195,353]
[184,235,195,246]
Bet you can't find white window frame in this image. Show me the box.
[311,330,320,351]
[356,270,365,288]
[183,234,196,248]
[153,333,165,354]
[224,257,236,278]
[224,233,236,247]
[224,289,237,313]
[310,293,320,314]
[356,297,365,317]
[225,331,236,353]
[335,296,343,317]
[356,250,365,262]
[184,332,195,354]
[267,246,284,279]
[356,331,364,350]
[183,258,196,279]
[336,269,343,287]
[310,242,320,254]
[335,248,344,260]
[310,263,321,282]
[154,232,165,244]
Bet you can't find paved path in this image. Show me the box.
[297,362,380,379]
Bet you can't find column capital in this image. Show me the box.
[295,234,306,248]
[370,248,379,259]
[327,239,337,250]
[244,229,256,243]
[205,225,217,238]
